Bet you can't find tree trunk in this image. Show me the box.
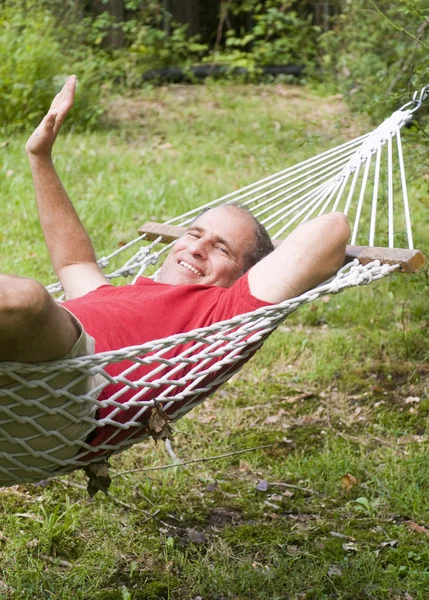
[169,0,200,36]
[93,0,125,48]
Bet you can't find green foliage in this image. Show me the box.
[122,21,208,84]
[319,0,429,118]
[0,1,105,133]
[208,0,319,73]
[0,5,61,132]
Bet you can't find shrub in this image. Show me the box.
[0,2,105,134]
[319,0,429,119]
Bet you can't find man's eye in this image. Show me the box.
[216,246,228,254]
[187,232,199,239]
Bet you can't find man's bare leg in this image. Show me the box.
[0,274,79,362]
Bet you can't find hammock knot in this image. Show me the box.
[98,257,110,269]
[149,252,160,265]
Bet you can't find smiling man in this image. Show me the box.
[0,77,350,480]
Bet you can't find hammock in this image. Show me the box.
[0,87,427,489]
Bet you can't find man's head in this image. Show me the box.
[157,205,274,288]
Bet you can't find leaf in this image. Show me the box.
[146,406,173,442]
[342,542,358,552]
[14,513,44,523]
[186,529,206,544]
[379,540,398,548]
[83,460,112,498]
[405,396,420,404]
[407,521,429,537]
[341,473,358,490]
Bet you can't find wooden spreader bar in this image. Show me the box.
[138,221,426,273]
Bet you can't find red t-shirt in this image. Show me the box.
[64,273,270,457]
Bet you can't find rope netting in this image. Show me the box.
[0,93,426,486]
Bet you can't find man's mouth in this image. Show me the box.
[179,261,203,277]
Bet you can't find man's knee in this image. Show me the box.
[328,212,351,243]
[0,276,52,328]
[314,212,350,242]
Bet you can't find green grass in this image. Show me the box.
[0,82,428,599]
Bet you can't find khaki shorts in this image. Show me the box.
[0,308,97,486]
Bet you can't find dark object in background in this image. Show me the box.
[143,64,304,83]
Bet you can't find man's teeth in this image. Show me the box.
[180,261,202,276]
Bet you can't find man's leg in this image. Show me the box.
[0,275,79,362]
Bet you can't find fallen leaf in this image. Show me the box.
[282,490,294,498]
[405,396,420,404]
[268,494,284,503]
[379,540,398,548]
[14,513,44,523]
[26,538,39,549]
[342,542,358,552]
[83,460,112,497]
[407,521,429,537]
[341,473,358,490]
[187,529,206,544]
[327,565,342,577]
[146,406,173,442]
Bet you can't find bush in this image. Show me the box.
[0,2,105,134]
[319,0,429,119]
[206,0,320,75]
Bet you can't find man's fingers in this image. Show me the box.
[50,76,77,114]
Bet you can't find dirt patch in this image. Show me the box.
[104,84,352,132]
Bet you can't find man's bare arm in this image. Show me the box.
[248,212,350,304]
[26,76,108,300]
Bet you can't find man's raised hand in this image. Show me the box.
[26,75,77,158]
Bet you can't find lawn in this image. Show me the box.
[0,82,428,600]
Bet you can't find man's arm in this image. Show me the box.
[26,75,108,300]
[248,212,350,303]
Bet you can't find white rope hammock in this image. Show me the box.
[0,88,427,488]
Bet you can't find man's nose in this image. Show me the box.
[189,237,207,258]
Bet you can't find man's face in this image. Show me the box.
[157,207,255,288]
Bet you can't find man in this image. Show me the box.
[0,77,350,482]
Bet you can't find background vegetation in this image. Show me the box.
[0,1,428,598]
[0,0,428,131]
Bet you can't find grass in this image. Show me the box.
[0,82,428,599]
